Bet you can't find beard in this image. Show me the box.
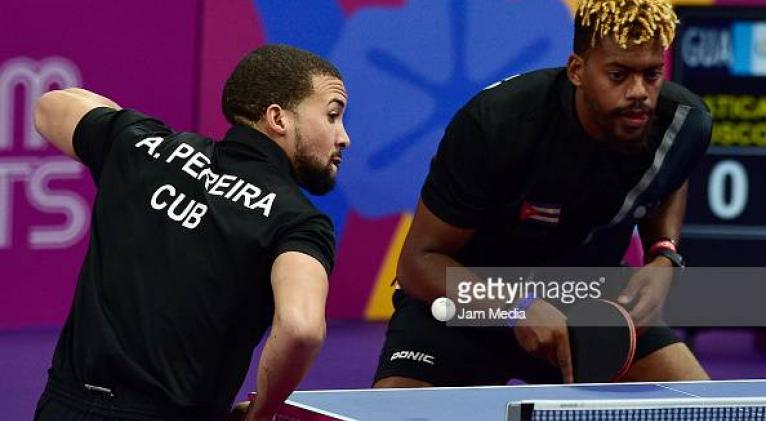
[588,96,654,154]
[609,113,654,155]
[292,128,337,196]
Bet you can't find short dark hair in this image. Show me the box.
[573,0,677,56]
[222,44,342,125]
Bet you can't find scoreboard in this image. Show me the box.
[673,7,766,265]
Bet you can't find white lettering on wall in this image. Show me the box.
[0,57,82,151]
[0,57,89,249]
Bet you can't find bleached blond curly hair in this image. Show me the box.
[575,0,678,51]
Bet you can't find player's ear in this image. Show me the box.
[567,54,585,87]
[263,104,290,136]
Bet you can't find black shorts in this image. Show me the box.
[34,376,227,421]
[373,289,682,386]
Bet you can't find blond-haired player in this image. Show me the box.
[374,0,710,387]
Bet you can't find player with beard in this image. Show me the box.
[33,44,349,421]
[374,0,711,387]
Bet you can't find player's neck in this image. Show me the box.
[245,119,296,160]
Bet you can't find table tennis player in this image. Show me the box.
[374,0,711,388]
[32,45,349,421]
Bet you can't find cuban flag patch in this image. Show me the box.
[520,201,562,224]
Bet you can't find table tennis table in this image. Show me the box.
[270,379,766,420]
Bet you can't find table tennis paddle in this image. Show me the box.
[566,299,636,383]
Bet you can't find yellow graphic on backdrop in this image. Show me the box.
[365,213,413,320]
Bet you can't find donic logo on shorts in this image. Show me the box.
[390,350,435,365]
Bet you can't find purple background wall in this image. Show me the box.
[0,0,199,329]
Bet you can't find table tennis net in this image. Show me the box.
[508,397,766,421]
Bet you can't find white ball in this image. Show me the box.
[431,297,456,322]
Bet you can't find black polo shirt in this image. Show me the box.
[50,108,335,415]
[423,68,712,267]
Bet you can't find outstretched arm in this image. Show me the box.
[639,181,688,258]
[34,88,121,158]
[396,200,475,303]
[245,251,328,421]
[620,182,689,329]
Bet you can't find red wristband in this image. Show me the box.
[648,239,677,258]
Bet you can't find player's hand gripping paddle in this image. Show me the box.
[566,299,636,383]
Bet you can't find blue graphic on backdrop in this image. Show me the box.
[254,0,344,57]
[255,0,352,234]
[332,0,572,217]
[255,0,573,231]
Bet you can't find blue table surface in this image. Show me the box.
[286,380,766,421]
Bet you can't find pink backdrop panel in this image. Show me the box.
[0,0,200,329]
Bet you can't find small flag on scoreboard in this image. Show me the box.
[731,21,766,76]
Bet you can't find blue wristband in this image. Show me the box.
[507,295,536,328]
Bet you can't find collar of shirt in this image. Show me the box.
[222,124,293,176]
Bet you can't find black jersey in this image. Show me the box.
[422,68,711,267]
[49,108,335,415]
